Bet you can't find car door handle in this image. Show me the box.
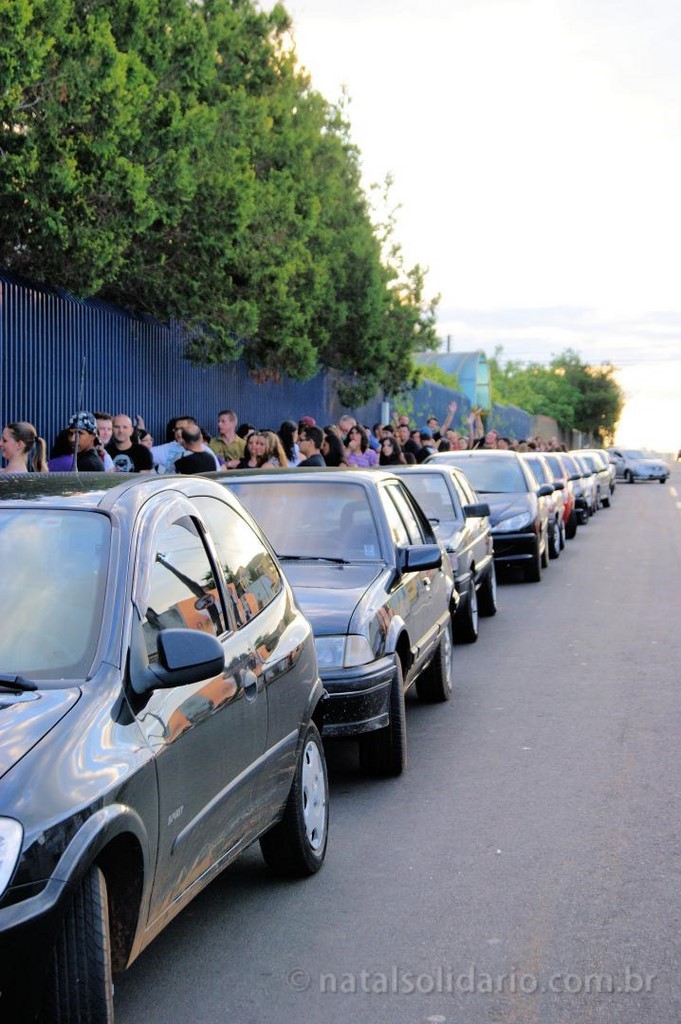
[421,577,431,590]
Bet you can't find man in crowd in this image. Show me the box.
[107,414,154,472]
[298,425,326,466]
[175,425,220,474]
[209,409,245,468]
[67,411,105,471]
[150,416,220,473]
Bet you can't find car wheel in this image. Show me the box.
[660,477,667,484]
[565,509,578,540]
[540,530,549,568]
[453,579,479,643]
[548,519,560,559]
[260,722,328,876]
[601,494,610,508]
[477,562,498,617]
[558,517,566,550]
[43,865,114,1024]
[417,621,454,701]
[360,660,407,776]
[525,540,542,582]
[625,470,634,484]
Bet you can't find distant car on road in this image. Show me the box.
[0,472,328,1024]
[607,447,670,484]
[221,468,457,777]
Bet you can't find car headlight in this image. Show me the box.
[491,512,532,532]
[0,818,23,897]
[315,635,374,669]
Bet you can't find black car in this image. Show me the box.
[221,469,457,777]
[0,473,328,1023]
[389,463,497,643]
[425,450,554,582]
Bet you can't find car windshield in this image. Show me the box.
[543,455,563,479]
[402,475,462,526]
[227,481,383,560]
[441,456,528,494]
[0,509,110,680]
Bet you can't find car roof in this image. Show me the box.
[0,471,245,514]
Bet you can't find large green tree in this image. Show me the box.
[0,0,438,400]
[489,346,624,442]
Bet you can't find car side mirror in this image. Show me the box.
[463,502,491,518]
[397,544,442,572]
[131,627,225,695]
[537,484,553,498]
[552,481,565,490]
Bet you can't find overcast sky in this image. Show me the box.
[279,0,681,449]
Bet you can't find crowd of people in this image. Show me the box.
[0,400,569,476]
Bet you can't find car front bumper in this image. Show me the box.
[490,529,539,565]
[320,655,397,738]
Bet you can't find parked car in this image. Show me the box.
[0,472,328,1023]
[389,463,497,643]
[542,452,578,539]
[425,450,554,582]
[572,450,612,508]
[566,451,598,520]
[520,451,565,558]
[221,469,457,777]
[607,447,670,484]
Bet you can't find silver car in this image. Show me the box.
[607,447,669,484]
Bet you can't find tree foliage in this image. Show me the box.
[489,346,624,442]
[0,0,437,401]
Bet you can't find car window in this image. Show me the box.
[452,470,477,507]
[403,473,462,526]
[193,496,282,628]
[0,509,110,680]
[142,517,225,660]
[445,456,528,493]
[228,480,382,560]
[383,483,428,545]
[378,485,410,546]
[524,456,548,484]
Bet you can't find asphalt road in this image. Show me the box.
[115,465,681,1024]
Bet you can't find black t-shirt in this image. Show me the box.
[77,449,105,472]
[174,451,219,475]
[106,442,153,472]
[298,453,325,467]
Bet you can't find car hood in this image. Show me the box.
[281,561,384,635]
[630,457,668,469]
[478,492,533,527]
[0,688,81,781]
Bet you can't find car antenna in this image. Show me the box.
[71,355,87,473]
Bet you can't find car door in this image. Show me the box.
[450,469,494,581]
[193,494,316,819]
[379,482,445,668]
[131,498,268,926]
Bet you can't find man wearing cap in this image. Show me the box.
[66,411,105,471]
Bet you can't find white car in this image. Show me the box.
[607,447,669,484]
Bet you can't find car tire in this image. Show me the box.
[453,579,479,643]
[548,519,560,559]
[525,540,542,582]
[558,517,566,550]
[601,494,610,508]
[660,477,667,484]
[416,622,454,701]
[625,470,634,484]
[260,722,328,876]
[565,509,578,540]
[540,530,549,568]
[477,562,498,617]
[43,865,114,1024]
[360,660,407,776]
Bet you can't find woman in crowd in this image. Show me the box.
[379,435,406,466]
[322,429,349,467]
[264,430,289,467]
[237,431,274,469]
[1,421,48,473]
[345,424,379,468]
[278,420,300,466]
